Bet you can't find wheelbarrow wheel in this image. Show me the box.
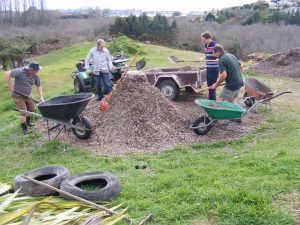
[191,116,211,135]
[72,116,92,139]
[243,92,255,107]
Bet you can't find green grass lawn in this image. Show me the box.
[0,44,299,225]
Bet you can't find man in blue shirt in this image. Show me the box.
[197,31,219,100]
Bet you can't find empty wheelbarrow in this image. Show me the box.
[243,77,274,106]
[190,90,291,135]
[15,93,94,140]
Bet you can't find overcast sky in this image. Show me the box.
[46,0,259,12]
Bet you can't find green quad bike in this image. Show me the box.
[71,55,146,93]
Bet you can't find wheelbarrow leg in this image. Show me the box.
[47,121,50,141]
[46,121,65,141]
[53,125,65,140]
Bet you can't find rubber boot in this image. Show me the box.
[21,123,28,135]
[26,117,34,127]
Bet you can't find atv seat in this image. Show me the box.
[76,63,86,72]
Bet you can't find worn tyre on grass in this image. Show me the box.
[60,171,121,201]
[13,166,70,197]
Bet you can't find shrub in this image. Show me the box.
[109,34,139,55]
[228,38,241,58]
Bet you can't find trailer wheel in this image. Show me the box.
[72,116,93,139]
[191,116,211,135]
[158,79,180,101]
[243,92,255,107]
[74,77,84,93]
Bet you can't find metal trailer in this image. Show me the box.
[144,67,207,101]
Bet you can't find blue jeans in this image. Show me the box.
[207,70,219,100]
[94,73,112,100]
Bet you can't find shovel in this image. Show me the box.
[191,83,225,94]
[92,58,146,74]
[99,50,141,111]
[168,55,218,64]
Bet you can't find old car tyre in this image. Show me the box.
[191,116,211,135]
[60,171,121,201]
[74,77,84,93]
[158,79,180,101]
[72,116,93,139]
[13,166,70,197]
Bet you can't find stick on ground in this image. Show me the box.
[21,175,135,223]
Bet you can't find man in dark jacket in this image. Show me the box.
[210,45,243,103]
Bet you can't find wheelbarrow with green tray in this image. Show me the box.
[190,91,291,135]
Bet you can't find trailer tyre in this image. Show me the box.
[191,116,211,135]
[13,166,70,197]
[158,80,180,101]
[72,116,93,139]
[243,92,255,107]
[60,171,121,201]
[74,77,84,93]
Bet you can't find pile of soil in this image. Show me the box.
[36,74,263,155]
[179,66,200,71]
[248,48,300,80]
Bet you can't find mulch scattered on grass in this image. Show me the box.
[36,74,263,155]
[248,48,300,80]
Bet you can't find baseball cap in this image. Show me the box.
[26,61,42,71]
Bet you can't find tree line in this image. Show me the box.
[0,0,51,26]
[204,1,300,26]
[109,13,179,46]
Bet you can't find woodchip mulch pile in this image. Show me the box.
[248,48,300,80]
[36,74,263,155]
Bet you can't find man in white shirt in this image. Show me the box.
[85,39,115,101]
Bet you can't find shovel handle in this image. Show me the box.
[194,83,225,94]
[176,59,218,63]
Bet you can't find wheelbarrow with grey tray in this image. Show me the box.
[14,91,94,140]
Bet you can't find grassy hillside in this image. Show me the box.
[0,42,203,113]
[0,44,299,224]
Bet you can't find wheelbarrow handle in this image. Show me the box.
[13,90,39,104]
[246,91,292,114]
[269,91,292,100]
[13,108,42,118]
